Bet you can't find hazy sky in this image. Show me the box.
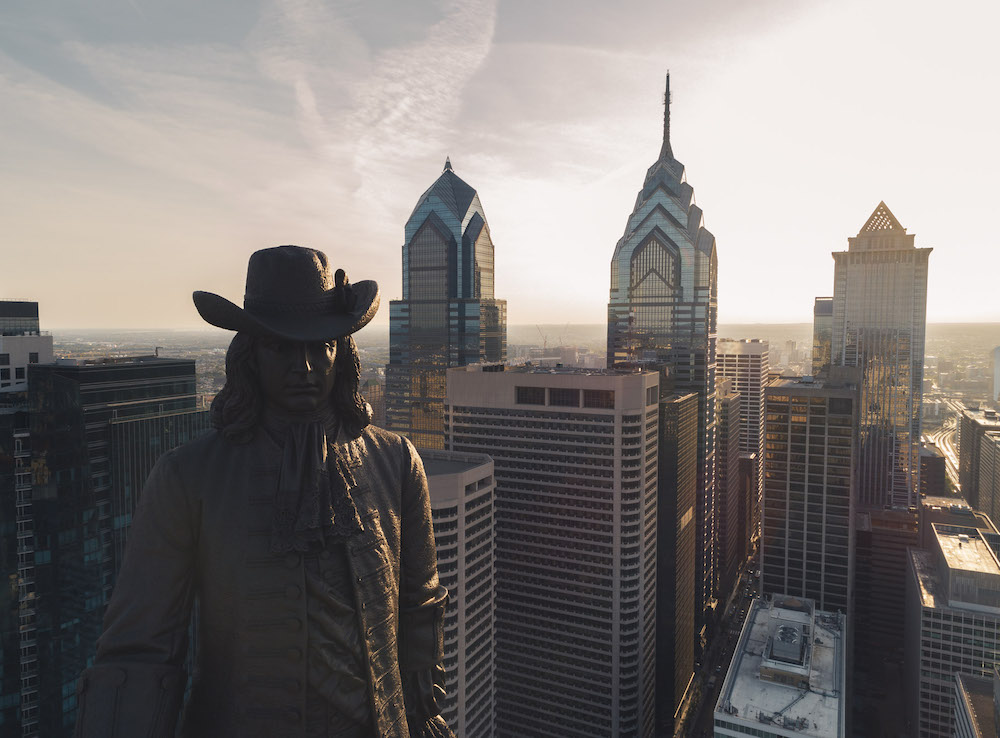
[3,0,998,330]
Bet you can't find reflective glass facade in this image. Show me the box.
[606,77,718,618]
[831,202,930,508]
[387,160,506,450]
[5,358,209,736]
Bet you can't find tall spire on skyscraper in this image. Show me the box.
[659,72,673,161]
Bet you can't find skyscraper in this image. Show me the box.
[446,365,659,737]
[812,297,833,377]
[386,159,507,450]
[607,74,718,619]
[716,339,768,552]
[423,449,496,738]
[831,201,931,508]
[0,300,53,392]
[958,407,1000,510]
[6,356,208,736]
[761,371,858,614]
[714,378,742,607]
[656,391,698,734]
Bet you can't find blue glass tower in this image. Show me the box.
[386,159,506,449]
[607,75,719,624]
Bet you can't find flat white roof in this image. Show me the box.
[715,599,845,737]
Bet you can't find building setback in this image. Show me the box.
[761,372,858,615]
[606,74,718,623]
[0,301,53,392]
[906,522,1000,737]
[7,356,209,736]
[423,449,496,738]
[385,159,506,450]
[830,201,930,508]
[812,297,833,378]
[446,365,659,737]
[952,669,999,738]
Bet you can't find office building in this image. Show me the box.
[713,595,847,738]
[992,347,1000,405]
[386,159,507,450]
[812,297,833,377]
[831,201,931,508]
[9,356,208,736]
[953,669,999,738]
[958,407,1000,511]
[423,449,496,738]
[657,391,698,734]
[446,365,659,737]
[716,339,768,550]
[976,431,1000,525]
[0,301,53,393]
[606,74,718,619]
[715,378,742,607]
[761,372,857,614]
[920,443,947,498]
[906,522,1000,737]
[920,497,998,549]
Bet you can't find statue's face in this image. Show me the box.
[255,337,337,414]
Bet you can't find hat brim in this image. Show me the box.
[192,281,379,342]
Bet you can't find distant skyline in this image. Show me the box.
[3,0,999,330]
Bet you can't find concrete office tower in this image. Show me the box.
[716,339,768,551]
[657,392,698,734]
[7,356,209,736]
[423,450,496,738]
[713,595,847,738]
[831,202,930,508]
[386,159,507,450]
[446,365,659,737]
[812,297,833,377]
[714,378,742,608]
[607,74,718,620]
[958,407,1000,510]
[953,668,999,738]
[906,522,1000,737]
[761,372,858,614]
[0,301,53,392]
[974,431,1000,528]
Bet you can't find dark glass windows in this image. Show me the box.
[515,386,545,405]
[584,390,616,409]
[549,388,579,407]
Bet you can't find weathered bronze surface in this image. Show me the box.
[76,246,454,738]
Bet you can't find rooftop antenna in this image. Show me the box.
[659,71,673,161]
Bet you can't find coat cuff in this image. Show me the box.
[398,585,447,671]
[402,666,455,738]
[75,663,185,738]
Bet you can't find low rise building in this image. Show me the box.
[713,594,847,737]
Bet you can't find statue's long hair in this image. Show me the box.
[211,331,372,443]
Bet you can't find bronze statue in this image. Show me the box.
[76,246,455,738]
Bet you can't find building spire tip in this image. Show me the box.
[659,72,673,161]
[443,157,453,172]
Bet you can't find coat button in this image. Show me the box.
[356,576,363,584]
[287,648,302,662]
[285,585,301,599]
[285,707,301,721]
[111,668,127,687]
[286,617,302,631]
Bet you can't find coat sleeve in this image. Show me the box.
[75,449,199,738]
[396,437,456,738]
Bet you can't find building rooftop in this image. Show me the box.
[716,595,845,737]
[938,530,1000,577]
[912,525,1000,612]
[956,672,998,738]
[420,449,492,477]
[457,363,646,376]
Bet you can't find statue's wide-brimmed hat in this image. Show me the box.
[192,245,379,341]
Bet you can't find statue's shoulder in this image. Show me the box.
[358,424,411,455]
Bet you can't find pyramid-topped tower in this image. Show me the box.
[606,73,718,734]
[386,160,506,449]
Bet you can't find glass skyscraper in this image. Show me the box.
[607,75,718,618]
[386,159,506,450]
[831,201,930,508]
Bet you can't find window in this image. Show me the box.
[15,368,24,380]
[28,352,38,364]
[515,386,545,405]
[549,388,579,407]
[0,354,8,365]
[585,389,616,409]
[0,369,8,380]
